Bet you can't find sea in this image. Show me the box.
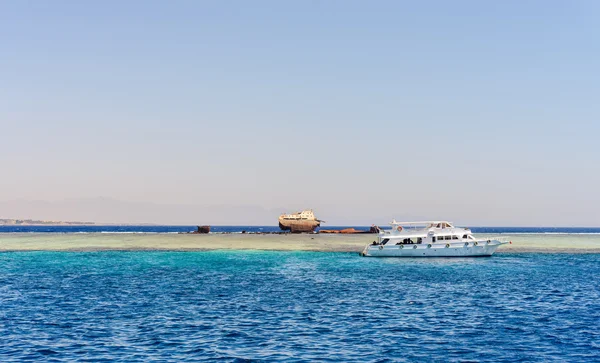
[1,226,599,362]
[1,225,600,234]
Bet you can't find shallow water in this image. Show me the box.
[1,232,599,253]
[1,251,599,362]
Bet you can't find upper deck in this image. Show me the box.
[381,220,472,239]
[280,210,318,221]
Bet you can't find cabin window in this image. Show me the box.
[381,238,390,245]
[432,237,436,242]
[444,236,451,240]
[462,235,468,239]
[417,237,422,244]
[452,236,458,240]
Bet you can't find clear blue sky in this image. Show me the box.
[1,1,599,225]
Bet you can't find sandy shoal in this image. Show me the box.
[0,233,599,253]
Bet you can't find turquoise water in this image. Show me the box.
[1,251,599,362]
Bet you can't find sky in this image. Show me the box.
[1,1,599,226]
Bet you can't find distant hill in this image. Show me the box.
[0,198,288,225]
[0,218,95,225]
[0,198,419,226]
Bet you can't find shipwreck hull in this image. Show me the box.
[279,220,321,233]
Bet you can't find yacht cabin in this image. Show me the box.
[375,220,476,246]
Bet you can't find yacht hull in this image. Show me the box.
[361,241,504,257]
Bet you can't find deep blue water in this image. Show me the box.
[1,251,599,362]
[1,225,599,234]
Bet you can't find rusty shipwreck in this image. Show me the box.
[278,210,323,233]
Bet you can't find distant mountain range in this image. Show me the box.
[0,219,95,225]
[0,198,435,226]
[0,198,288,225]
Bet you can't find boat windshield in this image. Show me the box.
[427,222,454,229]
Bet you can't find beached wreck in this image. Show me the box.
[278,210,323,233]
[194,225,210,234]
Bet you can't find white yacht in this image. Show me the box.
[361,220,509,257]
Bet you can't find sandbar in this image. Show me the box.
[0,233,599,253]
